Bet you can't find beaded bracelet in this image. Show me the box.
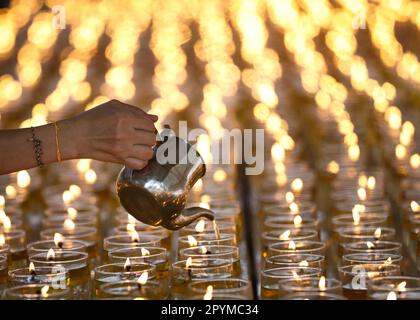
[28,126,44,167]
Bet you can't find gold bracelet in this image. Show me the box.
[53,121,62,162]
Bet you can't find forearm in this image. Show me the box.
[0,119,79,175]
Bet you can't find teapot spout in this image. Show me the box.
[163,207,215,230]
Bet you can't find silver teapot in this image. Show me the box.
[116,126,214,230]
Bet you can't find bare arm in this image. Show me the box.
[0,100,158,175]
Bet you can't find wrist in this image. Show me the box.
[59,118,81,160]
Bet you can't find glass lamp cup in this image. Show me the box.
[188,278,253,299]
[98,279,166,300]
[179,245,240,276]
[44,192,97,208]
[331,214,388,232]
[278,277,342,298]
[44,205,99,217]
[40,227,98,259]
[41,215,98,229]
[333,200,389,215]
[0,254,7,293]
[367,276,420,300]
[94,262,157,298]
[29,250,91,299]
[171,258,234,300]
[1,229,26,269]
[261,229,319,257]
[281,292,347,300]
[180,219,237,237]
[108,246,169,295]
[0,217,23,230]
[8,266,69,287]
[260,267,322,300]
[264,215,319,231]
[338,263,400,300]
[342,241,402,256]
[337,226,396,256]
[268,241,326,257]
[103,234,162,262]
[3,284,72,300]
[177,233,237,250]
[112,226,171,251]
[27,239,87,257]
[342,252,402,268]
[262,202,316,217]
[264,253,325,271]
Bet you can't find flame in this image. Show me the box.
[374,228,382,239]
[291,178,303,193]
[285,191,294,204]
[127,214,137,224]
[395,144,407,160]
[126,223,136,232]
[279,230,291,241]
[137,271,148,285]
[387,291,397,300]
[124,258,131,271]
[195,220,206,233]
[186,257,193,268]
[203,285,213,300]
[366,241,375,249]
[397,281,407,292]
[29,262,35,274]
[1,215,11,231]
[200,246,208,254]
[76,159,91,173]
[357,188,366,201]
[54,233,64,248]
[47,248,55,261]
[357,204,366,213]
[358,175,367,187]
[289,202,299,214]
[212,220,220,240]
[141,248,150,256]
[293,215,302,228]
[130,231,140,243]
[62,190,75,204]
[0,196,4,208]
[213,169,227,182]
[187,235,198,247]
[410,153,420,169]
[327,161,339,174]
[298,260,308,267]
[411,201,419,213]
[367,176,376,190]
[288,240,296,250]
[0,234,5,246]
[271,142,285,162]
[292,270,299,279]
[63,218,75,230]
[318,276,326,291]
[69,185,82,197]
[0,210,5,220]
[40,285,49,297]
[384,257,392,265]
[67,207,78,220]
[17,170,31,188]
[84,169,97,184]
[6,185,17,199]
[352,206,360,226]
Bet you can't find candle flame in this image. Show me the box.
[327,161,339,174]
[67,207,78,220]
[357,188,366,201]
[285,191,294,204]
[0,196,4,208]
[203,285,213,300]
[292,270,299,279]
[47,248,55,261]
[374,228,382,239]
[291,178,303,193]
[366,241,375,249]
[213,169,227,182]
[289,202,299,214]
[137,271,148,285]
[293,215,302,228]
[62,190,75,204]
[200,246,208,254]
[1,215,11,231]
[352,206,360,226]
[288,240,296,250]
[141,248,150,256]
[0,234,5,246]
[298,260,308,267]
[318,276,326,291]
[54,232,64,248]
[6,185,17,199]
[367,176,376,190]
[195,219,206,233]
[17,170,31,188]
[397,281,406,292]
[187,235,198,247]
[186,257,193,268]
[63,218,75,230]
[76,159,91,173]
[387,291,397,300]
[40,285,49,297]
[130,231,140,243]
[411,201,419,213]
[126,223,136,232]
[84,169,97,184]
[384,257,392,265]
[127,214,137,224]
[69,185,82,197]
[124,258,131,271]
[358,175,367,187]
[279,230,291,241]
[410,153,420,169]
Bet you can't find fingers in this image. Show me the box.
[131,129,157,147]
[124,158,148,170]
[128,145,154,160]
[146,114,158,122]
